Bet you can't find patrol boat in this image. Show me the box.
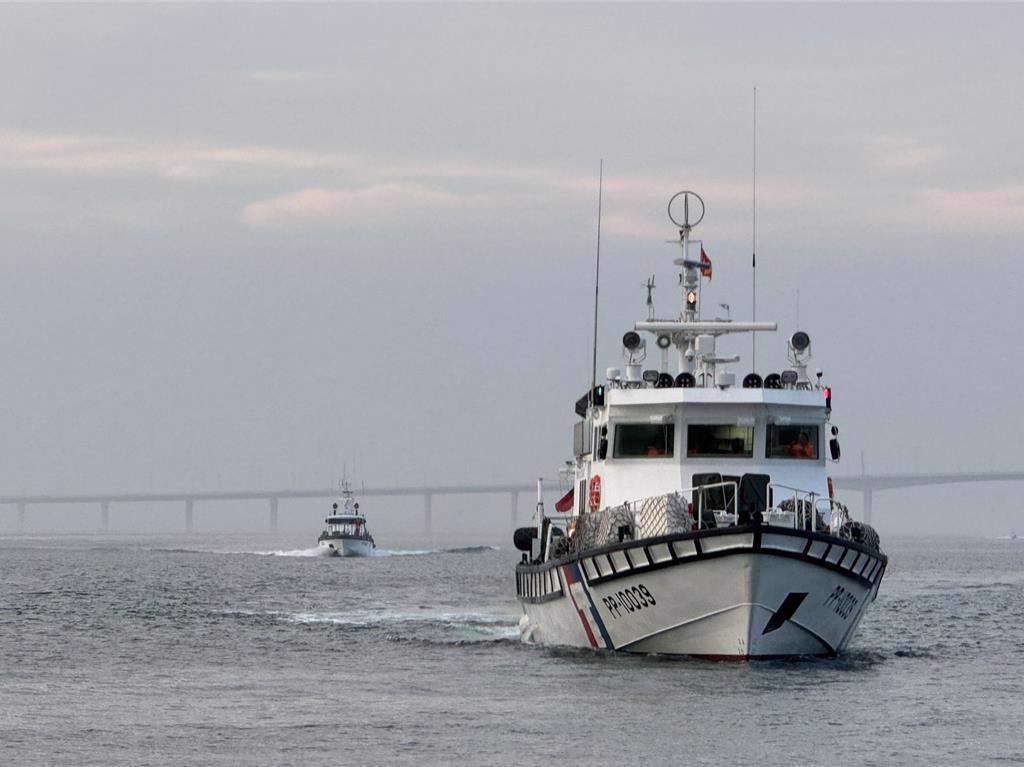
[318,480,375,557]
[514,191,887,658]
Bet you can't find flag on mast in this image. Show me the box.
[555,487,574,513]
[700,246,713,280]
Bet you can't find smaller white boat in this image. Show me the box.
[318,480,376,557]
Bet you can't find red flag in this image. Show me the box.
[555,487,574,513]
[700,246,712,281]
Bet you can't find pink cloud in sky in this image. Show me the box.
[922,185,1024,230]
[241,183,469,227]
[0,130,353,177]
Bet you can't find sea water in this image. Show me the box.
[1,533,1022,766]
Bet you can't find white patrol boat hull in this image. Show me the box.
[319,538,375,558]
[517,526,886,658]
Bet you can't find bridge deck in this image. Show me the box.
[4,472,1022,532]
[4,471,1023,507]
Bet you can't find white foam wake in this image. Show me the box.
[154,544,498,558]
[372,548,435,557]
[251,546,332,557]
[373,545,500,557]
[283,609,520,640]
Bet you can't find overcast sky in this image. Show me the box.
[2,4,1023,535]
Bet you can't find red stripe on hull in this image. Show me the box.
[561,565,599,649]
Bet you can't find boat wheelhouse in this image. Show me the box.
[515,191,886,658]
[318,480,375,557]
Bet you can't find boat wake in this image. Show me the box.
[373,545,500,557]
[153,544,498,558]
[443,545,501,554]
[151,546,332,557]
[229,607,520,644]
[252,547,331,558]
[372,548,435,557]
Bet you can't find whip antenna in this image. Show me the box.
[751,87,758,372]
[590,159,604,407]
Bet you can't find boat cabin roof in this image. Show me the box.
[607,387,825,407]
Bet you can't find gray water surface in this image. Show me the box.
[2,533,1022,766]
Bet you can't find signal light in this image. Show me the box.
[622,331,642,351]
[824,387,832,410]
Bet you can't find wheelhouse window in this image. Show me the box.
[326,517,364,535]
[613,423,675,458]
[765,424,819,459]
[687,425,754,457]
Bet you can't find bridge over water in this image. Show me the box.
[3,471,1023,533]
[831,471,1024,526]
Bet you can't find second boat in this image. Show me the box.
[318,480,376,557]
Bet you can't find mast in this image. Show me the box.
[589,160,604,408]
[751,86,758,373]
[648,190,777,386]
[668,191,705,376]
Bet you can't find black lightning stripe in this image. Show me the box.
[762,592,808,635]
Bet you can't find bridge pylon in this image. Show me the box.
[269,498,279,532]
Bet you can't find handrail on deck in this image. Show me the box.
[767,482,820,532]
[687,481,739,530]
[564,481,740,555]
[815,496,852,537]
[552,481,873,559]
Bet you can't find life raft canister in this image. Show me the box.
[589,475,602,511]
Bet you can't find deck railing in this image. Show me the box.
[766,483,821,531]
[563,481,881,556]
[572,483,859,546]
[568,481,738,553]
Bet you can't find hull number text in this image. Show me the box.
[602,584,656,619]
[823,585,859,620]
